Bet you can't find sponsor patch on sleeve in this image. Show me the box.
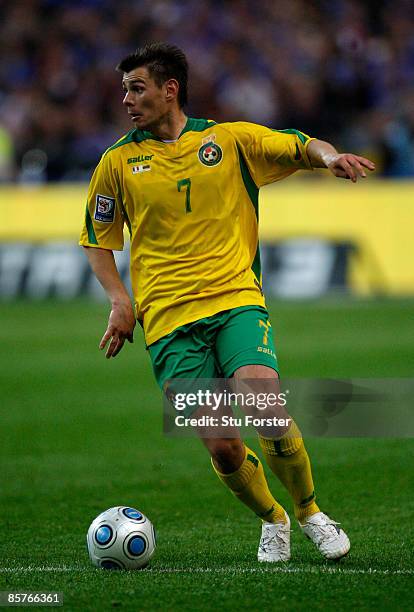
[94,194,115,223]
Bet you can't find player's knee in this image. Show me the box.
[209,439,244,473]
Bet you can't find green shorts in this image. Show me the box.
[148,305,279,390]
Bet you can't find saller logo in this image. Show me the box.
[198,142,223,166]
[94,194,115,223]
[127,155,154,163]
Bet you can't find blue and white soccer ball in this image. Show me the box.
[87,506,156,570]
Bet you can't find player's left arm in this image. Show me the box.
[307,139,375,182]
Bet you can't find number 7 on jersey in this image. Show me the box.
[177,178,192,213]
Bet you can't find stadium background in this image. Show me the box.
[1,0,414,296]
[1,1,413,610]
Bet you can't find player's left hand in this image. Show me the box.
[327,154,375,182]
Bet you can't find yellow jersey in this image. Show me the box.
[79,118,314,345]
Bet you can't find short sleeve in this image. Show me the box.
[224,122,315,187]
[79,151,125,250]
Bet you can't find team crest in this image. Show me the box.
[198,142,223,167]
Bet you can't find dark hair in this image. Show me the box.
[117,42,188,107]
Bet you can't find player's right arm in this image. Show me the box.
[225,122,375,184]
[83,247,135,358]
[80,150,135,358]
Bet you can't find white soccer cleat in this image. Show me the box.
[299,511,350,560]
[258,511,291,562]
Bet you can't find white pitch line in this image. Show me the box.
[0,566,413,576]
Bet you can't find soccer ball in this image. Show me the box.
[86,506,156,570]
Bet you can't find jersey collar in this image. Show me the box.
[137,118,216,143]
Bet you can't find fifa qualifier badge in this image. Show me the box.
[198,139,223,166]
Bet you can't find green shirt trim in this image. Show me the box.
[104,118,216,152]
[85,205,98,245]
[118,194,132,237]
[180,117,216,135]
[141,117,216,141]
[272,128,308,145]
[236,145,261,281]
[104,129,146,155]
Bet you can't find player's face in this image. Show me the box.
[122,67,170,130]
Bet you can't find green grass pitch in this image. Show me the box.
[1,299,413,611]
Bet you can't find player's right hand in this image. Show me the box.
[99,300,136,358]
[327,153,375,182]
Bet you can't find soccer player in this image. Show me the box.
[80,43,375,562]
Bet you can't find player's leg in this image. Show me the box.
[184,391,290,549]
[148,318,289,561]
[234,364,320,523]
[203,435,290,562]
[216,306,350,559]
[215,307,319,520]
[203,435,287,524]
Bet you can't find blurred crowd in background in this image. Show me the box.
[1,0,414,182]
